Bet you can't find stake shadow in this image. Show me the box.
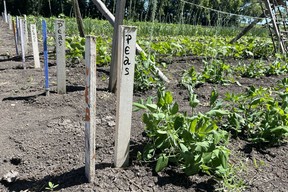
[66,85,85,93]
[97,68,110,76]
[1,167,87,192]
[2,92,46,101]
[66,85,109,92]
[156,169,217,191]
[242,142,287,158]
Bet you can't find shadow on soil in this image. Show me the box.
[2,85,108,102]
[242,142,287,158]
[66,85,85,92]
[1,167,87,192]
[155,169,217,191]
[2,92,46,101]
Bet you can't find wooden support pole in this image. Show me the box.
[55,19,66,94]
[109,0,126,92]
[30,24,40,69]
[73,0,85,37]
[19,18,26,69]
[264,0,285,53]
[85,36,97,182]
[230,13,265,44]
[108,0,126,93]
[114,26,137,167]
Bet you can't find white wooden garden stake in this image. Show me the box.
[114,26,137,167]
[19,18,26,69]
[85,36,97,182]
[8,14,12,30]
[24,15,28,45]
[30,24,40,68]
[3,0,7,23]
[23,15,28,53]
[16,16,20,45]
[55,19,66,94]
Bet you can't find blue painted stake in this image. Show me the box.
[42,20,49,96]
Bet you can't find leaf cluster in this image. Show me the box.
[224,85,288,144]
[134,89,231,178]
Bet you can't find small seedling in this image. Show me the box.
[45,181,59,191]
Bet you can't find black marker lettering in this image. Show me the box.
[125,68,129,75]
[125,46,130,54]
[125,34,132,44]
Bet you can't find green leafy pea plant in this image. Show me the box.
[224,85,288,144]
[133,88,231,178]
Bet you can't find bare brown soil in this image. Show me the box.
[0,20,287,192]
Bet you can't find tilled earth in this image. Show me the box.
[0,20,287,192]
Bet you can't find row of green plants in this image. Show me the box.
[139,36,273,59]
[63,35,274,63]
[182,58,288,89]
[52,34,274,65]
[26,15,269,38]
[181,60,288,144]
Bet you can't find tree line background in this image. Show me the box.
[0,0,263,26]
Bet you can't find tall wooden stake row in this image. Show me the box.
[30,24,40,69]
[19,18,26,69]
[42,20,50,96]
[84,36,97,182]
[114,26,137,167]
[55,19,66,94]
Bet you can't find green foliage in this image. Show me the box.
[134,53,164,92]
[224,85,288,144]
[234,59,288,78]
[66,36,85,63]
[134,89,231,178]
[181,66,204,90]
[234,60,266,78]
[181,60,237,89]
[65,36,111,66]
[139,36,273,59]
[202,60,235,84]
